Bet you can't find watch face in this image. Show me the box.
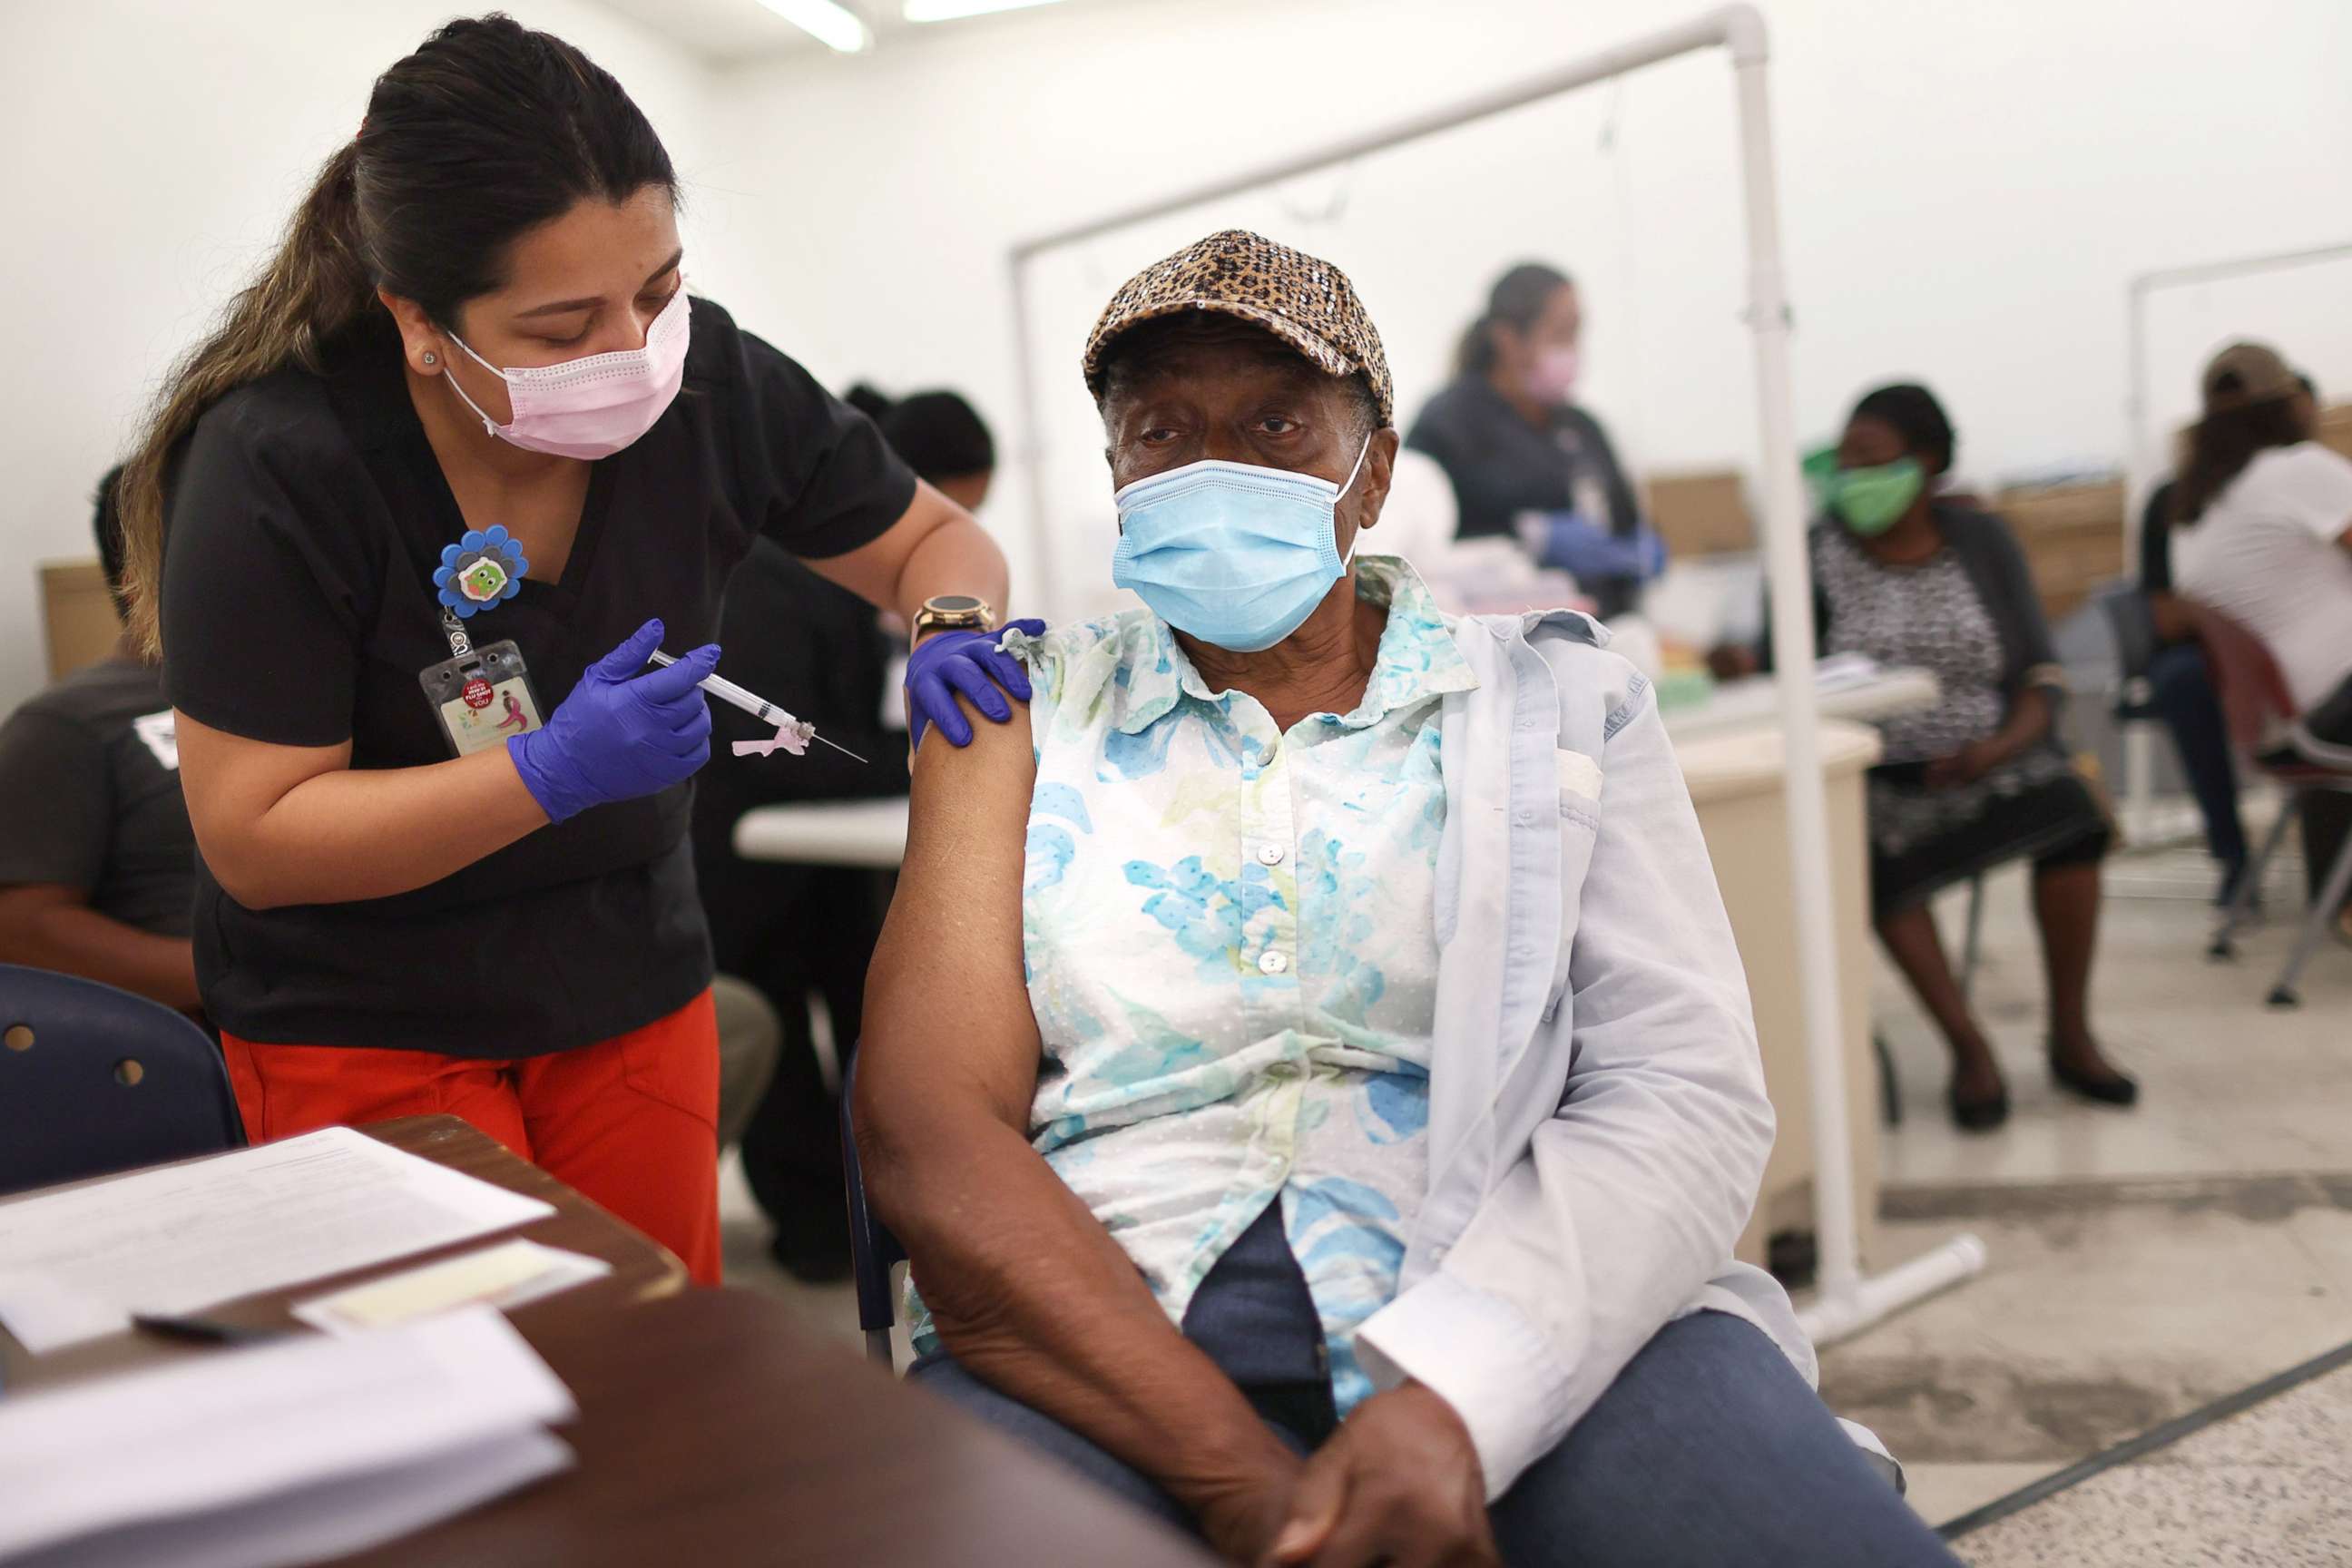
[928,594,985,615]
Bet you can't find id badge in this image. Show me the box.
[418,640,545,757]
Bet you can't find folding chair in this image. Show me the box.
[0,964,243,1194]
[2193,611,2352,1008]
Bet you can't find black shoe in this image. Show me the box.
[1947,1083,2011,1132]
[2050,1054,2140,1108]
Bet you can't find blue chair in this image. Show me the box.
[0,965,243,1194]
[838,1048,904,1367]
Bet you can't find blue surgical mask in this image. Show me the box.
[1111,436,1373,652]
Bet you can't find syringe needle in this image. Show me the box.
[648,647,867,765]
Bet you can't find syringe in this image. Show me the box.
[648,649,867,764]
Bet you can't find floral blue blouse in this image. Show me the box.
[969,555,1478,1410]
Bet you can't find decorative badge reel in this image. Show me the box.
[417,525,544,758]
[433,525,530,619]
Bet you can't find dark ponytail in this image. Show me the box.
[2171,395,2307,525]
[118,13,677,657]
[1455,261,1573,379]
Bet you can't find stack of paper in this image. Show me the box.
[0,1127,554,1353]
[0,1307,574,1568]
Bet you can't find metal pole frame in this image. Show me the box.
[2124,238,2352,537]
[1004,5,1983,1348]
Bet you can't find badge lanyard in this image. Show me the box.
[416,526,548,758]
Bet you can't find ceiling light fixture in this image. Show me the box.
[757,0,872,53]
[903,0,1072,23]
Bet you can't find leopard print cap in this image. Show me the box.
[1081,229,1394,426]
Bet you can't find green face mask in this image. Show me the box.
[1824,456,1924,536]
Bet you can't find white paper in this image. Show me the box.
[0,1307,575,1563]
[16,1428,571,1568]
[0,1127,552,1352]
[292,1240,611,1336]
[1813,651,1881,690]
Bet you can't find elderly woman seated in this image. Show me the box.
[856,231,1958,1568]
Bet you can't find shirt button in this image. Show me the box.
[1259,950,1290,975]
[1257,844,1286,866]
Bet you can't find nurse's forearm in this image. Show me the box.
[186,740,547,910]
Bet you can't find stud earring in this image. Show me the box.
[422,351,437,367]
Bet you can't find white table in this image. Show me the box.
[732,797,916,868]
[1659,666,1941,740]
[730,667,1942,869]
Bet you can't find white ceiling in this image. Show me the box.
[589,0,821,63]
[587,0,1119,64]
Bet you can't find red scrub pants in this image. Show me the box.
[220,988,722,1285]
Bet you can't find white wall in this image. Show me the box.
[699,0,2352,620]
[0,0,734,707]
[6,0,2350,700]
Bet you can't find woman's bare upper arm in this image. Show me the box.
[800,480,958,611]
[861,710,1042,1132]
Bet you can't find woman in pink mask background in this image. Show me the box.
[1406,261,1663,619]
[111,16,1028,1283]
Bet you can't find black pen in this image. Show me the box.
[131,1312,295,1347]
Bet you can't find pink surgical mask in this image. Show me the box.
[442,286,691,459]
[1527,344,1581,407]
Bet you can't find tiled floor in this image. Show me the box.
[1954,1357,2352,1566]
[1821,826,2352,1540]
[719,816,2352,1559]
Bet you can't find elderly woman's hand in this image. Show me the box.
[1261,1382,1500,1568]
[1188,1455,1309,1566]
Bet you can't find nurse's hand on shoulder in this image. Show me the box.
[906,618,1048,750]
[509,620,719,824]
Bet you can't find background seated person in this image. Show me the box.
[692,385,996,1279]
[2137,467,2252,903]
[2130,368,2318,906]
[1406,261,1663,618]
[2171,344,2352,930]
[1725,384,2135,1132]
[856,231,1957,1568]
[0,469,201,1014]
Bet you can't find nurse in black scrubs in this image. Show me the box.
[113,16,1029,1283]
[1406,262,1658,618]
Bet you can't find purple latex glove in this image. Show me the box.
[1526,511,1669,583]
[906,618,1047,750]
[508,619,720,823]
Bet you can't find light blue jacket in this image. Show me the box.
[1351,608,1832,1499]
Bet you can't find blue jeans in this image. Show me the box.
[909,1311,1960,1567]
[2147,642,2249,875]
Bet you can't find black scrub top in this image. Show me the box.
[1405,373,1648,618]
[160,299,916,1057]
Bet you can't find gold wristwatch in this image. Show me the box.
[911,593,995,642]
